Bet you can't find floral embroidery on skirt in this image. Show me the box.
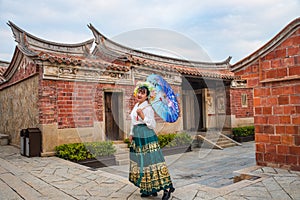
[129,124,173,195]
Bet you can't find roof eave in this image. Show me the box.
[8,21,94,56]
[88,23,232,68]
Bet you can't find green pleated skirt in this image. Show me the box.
[129,124,174,195]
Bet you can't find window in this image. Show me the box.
[241,94,248,107]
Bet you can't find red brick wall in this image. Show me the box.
[0,57,38,90]
[39,79,134,129]
[230,88,253,118]
[39,79,58,125]
[234,28,300,170]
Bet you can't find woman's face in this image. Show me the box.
[136,88,148,104]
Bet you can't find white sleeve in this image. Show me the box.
[143,107,156,129]
[129,104,137,136]
[129,123,134,136]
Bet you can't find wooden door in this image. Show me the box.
[105,92,122,140]
[182,90,204,131]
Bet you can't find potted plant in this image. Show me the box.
[55,141,116,168]
[159,132,193,156]
[232,126,255,143]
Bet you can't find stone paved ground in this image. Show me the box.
[0,142,299,199]
[101,141,256,189]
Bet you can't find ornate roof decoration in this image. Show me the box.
[37,51,83,65]
[88,24,232,70]
[0,60,9,83]
[0,60,10,68]
[231,17,300,71]
[8,21,94,57]
[173,65,235,79]
[0,47,31,85]
[128,55,235,79]
[1,22,236,85]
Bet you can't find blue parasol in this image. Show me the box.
[146,74,179,123]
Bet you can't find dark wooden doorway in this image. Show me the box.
[104,92,123,140]
[182,90,203,131]
[196,92,204,130]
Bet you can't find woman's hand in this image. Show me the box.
[136,108,145,120]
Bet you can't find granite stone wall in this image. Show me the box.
[0,75,39,146]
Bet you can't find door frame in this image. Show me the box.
[103,89,124,141]
[182,88,206,131]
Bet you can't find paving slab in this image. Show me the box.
[0,142,299,199]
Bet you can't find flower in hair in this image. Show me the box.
[133,81,155,99]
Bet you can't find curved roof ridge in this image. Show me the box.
[0,60,9,83]
[8,21,94,56]
[88,23,231,69]
[231,17,300,71]
[0,60,10,68]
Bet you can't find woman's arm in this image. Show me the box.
[137,107,156,129]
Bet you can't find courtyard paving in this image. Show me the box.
[0,142,299,199]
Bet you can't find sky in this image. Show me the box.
[0,0,299,64]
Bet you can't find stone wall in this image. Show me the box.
[0,75,39,146]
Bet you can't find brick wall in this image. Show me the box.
[0,56,38,90]
[230,88,253,118]
[255,80,300,170]
[233,26,300,170]
[39,79,135,129]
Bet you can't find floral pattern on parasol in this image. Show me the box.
[146,74,180,123]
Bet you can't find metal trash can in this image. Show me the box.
[20,129,27,156]
[25,128,41,157]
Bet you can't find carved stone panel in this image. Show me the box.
[43,64,132,84]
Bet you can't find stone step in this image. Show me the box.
[220,143,237,148]
[0,134,9,146]
[216,139,229,143]
[113,142,130,166]
[196,132,239,149]
[114,143,128,148]
[217,142,237,148]
[116,159,130,165]
[115,152,129,160]
[115,147,129,154]
[217,140,234,145]
[217,136,229,140]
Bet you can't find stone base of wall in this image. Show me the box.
[0,134,9,146]
[156,118,182,134]
[206,115,232,130]
[40,122,105,156]
[231,115,254,127]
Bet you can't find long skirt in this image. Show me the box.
[129,124,174,195]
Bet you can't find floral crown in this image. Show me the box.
[133,81,155,98]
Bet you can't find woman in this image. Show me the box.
[129,82,175,200]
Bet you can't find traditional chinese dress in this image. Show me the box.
[129,100,174,195]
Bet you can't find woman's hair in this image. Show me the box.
[138,86,150,97]
[133,81,154,98]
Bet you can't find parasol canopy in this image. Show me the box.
[146,74,179,123]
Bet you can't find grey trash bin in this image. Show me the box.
[25,128,41,157]
[20,129,27,156]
